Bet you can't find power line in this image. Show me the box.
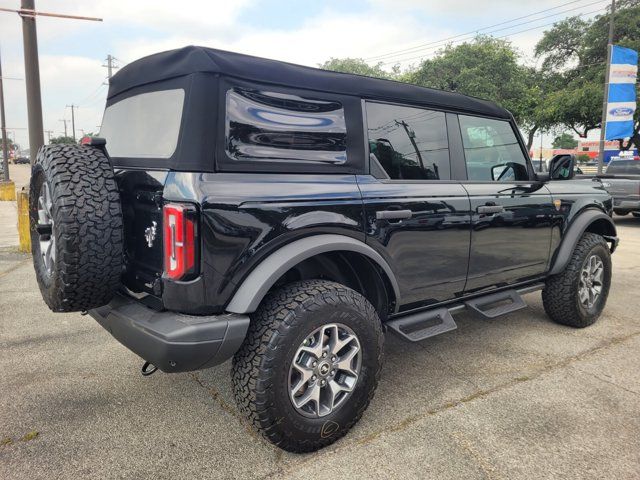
[379,5,608,66]
[365,0,604,65]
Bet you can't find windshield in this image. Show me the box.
[100,89,185,159]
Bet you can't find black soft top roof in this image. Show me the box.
[108,46,511,119]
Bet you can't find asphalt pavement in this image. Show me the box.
[1,215,639,479]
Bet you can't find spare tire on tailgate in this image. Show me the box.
[29,144,123,312]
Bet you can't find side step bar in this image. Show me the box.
[464,289,526,318]
[387,283,544,342]
[386,308,457,342]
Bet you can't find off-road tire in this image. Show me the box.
[231,280,384,453]
[542,233,611,328]
[29,144,123,312]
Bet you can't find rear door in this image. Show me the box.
[453,114,554,293]
[359,102,472,311]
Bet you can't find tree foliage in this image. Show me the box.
[319,3,640,150]
[407,37,552,149]
[535,1,640,149]
[319,58,395,79]
[49,136,76,145]
[552,132,579,149]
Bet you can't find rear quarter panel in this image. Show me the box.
[163,172,365,313]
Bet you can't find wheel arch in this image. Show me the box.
[225,234,400,315]
[549,209,618,276]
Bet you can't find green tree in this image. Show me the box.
[535,1,640,149]
[319,58,396,79]
[406,36,551,149]
[552,132,579,149]
[49,136,76,145]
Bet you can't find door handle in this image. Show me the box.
[376,209,413,221]
[477,204,505,214]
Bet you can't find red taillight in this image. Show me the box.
[163,203,198,280]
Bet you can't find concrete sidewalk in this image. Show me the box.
[1,217,639,479]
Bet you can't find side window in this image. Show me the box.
[225,87,347,165]
[458,115,530,181]
[366,102,450,180]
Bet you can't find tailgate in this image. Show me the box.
[115,169,168,295]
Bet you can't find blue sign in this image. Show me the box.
[605,46,637,141]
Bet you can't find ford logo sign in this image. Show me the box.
[609,107,634,117]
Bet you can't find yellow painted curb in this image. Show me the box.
[17,189,31,253]
[0,180,16,201]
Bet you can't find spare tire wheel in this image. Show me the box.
[29,144,124,312]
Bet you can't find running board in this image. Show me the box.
[386,308,457,342]
[464,289,526,319]
[387,283,544,342]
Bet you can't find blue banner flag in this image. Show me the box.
[605,45,637,141]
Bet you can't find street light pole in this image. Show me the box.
[21,0,44,165]
[597,0,616,175]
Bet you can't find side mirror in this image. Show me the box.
[491,163,515,181]
[549,154,576,180]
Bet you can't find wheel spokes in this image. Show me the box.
[288,322,362,418]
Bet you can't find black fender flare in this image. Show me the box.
[225,234,401,314]
[548,209,618,276]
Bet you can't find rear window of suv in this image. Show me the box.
[225,87,348,166]
[100,89,185,159]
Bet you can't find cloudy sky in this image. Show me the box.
[0,0,609,149]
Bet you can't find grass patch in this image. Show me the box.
[20,431,39,442]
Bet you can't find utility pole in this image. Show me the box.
[597,0,616,175]
[59,118,67,137]
[0,48,10,181]
[44,129,52,143]
[103,54,119,83]
[66,104,77,142]
[21,0,44,165]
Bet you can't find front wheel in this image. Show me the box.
[231,280,384,453]
[542,233,612,328]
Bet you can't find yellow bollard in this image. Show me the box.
[0,180,16,201]
[17,189,31,253]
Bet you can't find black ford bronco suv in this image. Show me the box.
[29,46,618,453]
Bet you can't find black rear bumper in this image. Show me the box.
[89,292,250,373]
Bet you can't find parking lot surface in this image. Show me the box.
[1,216,639,479]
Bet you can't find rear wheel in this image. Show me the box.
[231,280,383,452]
[542,233,611,328]
[29,144,123,312]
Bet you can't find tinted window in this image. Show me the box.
[100,89,185,158]
[226,87,347,165]
[459,115,529,181]
[366,102,450,180]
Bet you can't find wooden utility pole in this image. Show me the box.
[103,54,119,82]
[597,0,616,174]
[21,0,44,165]
[66,104,77,141]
